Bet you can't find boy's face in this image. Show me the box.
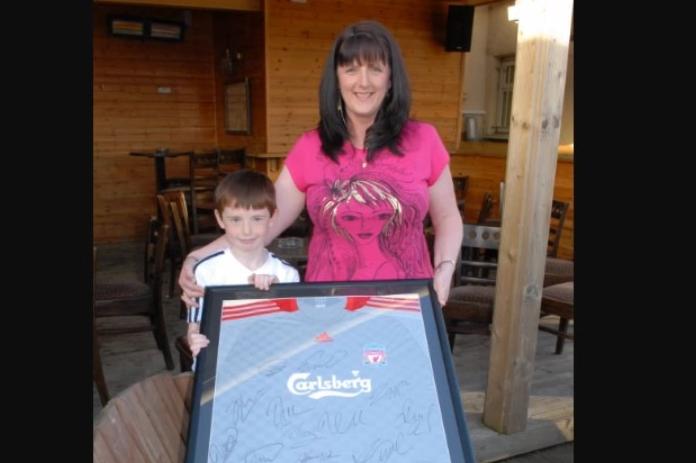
[214,205,274,252]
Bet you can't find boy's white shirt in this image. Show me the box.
[188,248,300,323]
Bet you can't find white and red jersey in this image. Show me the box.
[205,293,454,463]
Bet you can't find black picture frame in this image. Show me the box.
[185,280,475,463]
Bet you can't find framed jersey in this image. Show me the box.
[185,280,475,463]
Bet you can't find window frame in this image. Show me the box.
[493,55,516,136]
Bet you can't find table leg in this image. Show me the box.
[154,156,167,192]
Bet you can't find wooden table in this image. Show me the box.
[130,148,193,192]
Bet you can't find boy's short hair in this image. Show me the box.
[215,169,276,215]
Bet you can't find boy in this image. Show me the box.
[187,169,300,359]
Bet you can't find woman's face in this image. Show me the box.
[335,200,394,244]
[337,59,391,124]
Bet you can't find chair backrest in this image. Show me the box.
[144,216,158,282]
[190,150,219,181]
[452,175,469,215]
[547,199,569,257]
[189,151,219,233]
[144,218,169,292]
[460,223,502,286]
[157,191,192,256]
[156,193,180,254]
[169,190,191,234]
[169,200,192,258]
[189,151,218,200]
[477,192,495,224]
[155,194,173,229]
[217,148,246,177]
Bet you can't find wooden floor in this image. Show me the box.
[93,241,573,463]
[452,328,574,462]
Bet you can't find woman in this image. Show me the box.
[179,20,463,306]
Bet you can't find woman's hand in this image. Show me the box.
[432,261,455,307]
[179,256,204,308]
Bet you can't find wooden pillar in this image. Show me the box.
[483,0,573,433]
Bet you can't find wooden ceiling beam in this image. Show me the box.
[93,0,261,12]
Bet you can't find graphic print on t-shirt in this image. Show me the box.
[309,167,431,282]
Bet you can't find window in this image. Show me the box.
[493,56,515,135]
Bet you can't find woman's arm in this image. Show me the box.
[428,165,464,306]
[265,166,306,245]
[177,235,228,307]
[188,235,228,261]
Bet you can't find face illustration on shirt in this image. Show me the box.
[334,200,395,245]
[323,177,402,246]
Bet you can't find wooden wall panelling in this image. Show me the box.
[264,0,463,155]
[93,5,218,243]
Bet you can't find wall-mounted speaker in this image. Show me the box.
[446,5,474,52]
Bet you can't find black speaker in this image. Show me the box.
[446,5,474,52]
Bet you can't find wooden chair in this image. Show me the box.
[189,150,219,234]
[93,247,110,406]
[167,195,222,319]
[544,256,574,287]
[477,192,495,224]
[175,336,194,372]
[217,147,246,178]
[155,150,194,195]
[538,281,574,354]
[547,199,570,257]
[443,224,502,348]
[158,191,221,317]
[94,218,174,370]
[541,200,572,289]
[156,192,186,299]
[93,372,193,463]
[159,190,221,257]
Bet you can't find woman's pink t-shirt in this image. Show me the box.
[284,120,449,282]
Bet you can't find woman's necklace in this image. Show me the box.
[351,142,367,169]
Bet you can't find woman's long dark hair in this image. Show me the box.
[318,20,411,163]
